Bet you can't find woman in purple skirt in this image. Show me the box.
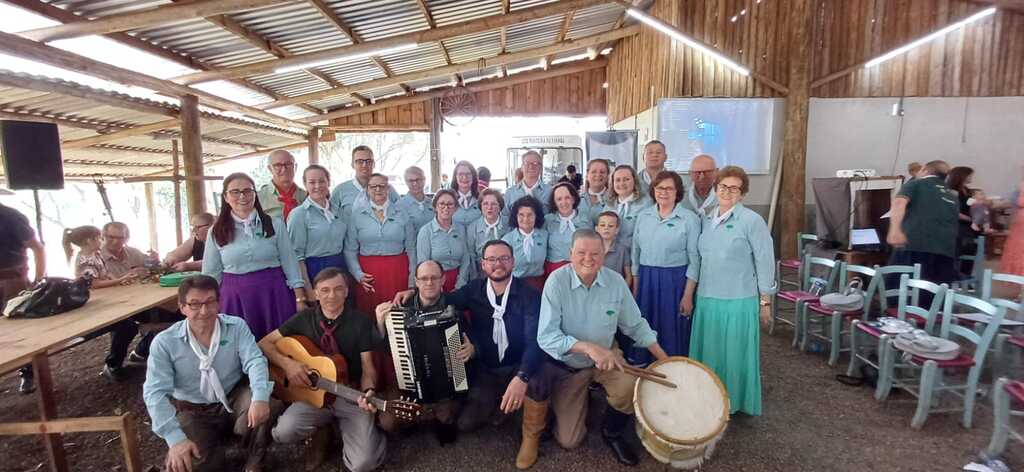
[202,172,307,339]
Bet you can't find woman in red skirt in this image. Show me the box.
[416,189,471,292]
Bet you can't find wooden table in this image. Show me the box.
[0,284,178,472]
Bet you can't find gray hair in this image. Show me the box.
[570,228,602,248]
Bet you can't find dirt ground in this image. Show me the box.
[0,316,1021,472]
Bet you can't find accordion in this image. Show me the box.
[385,305,469,403]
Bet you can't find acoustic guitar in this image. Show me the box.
[270,336,421,422]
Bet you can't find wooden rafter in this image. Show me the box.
[259,26,637,111]
[172,0,609,85]
[17,0,296,42]
[499,0,510,76]
[545,9,577,68]
[414,0,455,67]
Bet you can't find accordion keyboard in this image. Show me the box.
[386,310,417,392]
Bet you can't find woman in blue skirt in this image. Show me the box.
[287,165,348,298]
[630,171,700,363]
[690,166,776,416]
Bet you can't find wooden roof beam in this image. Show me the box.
[172,0,611,85]
[0,30,312,130]
[545,10,577,66]
[61,118,179,149]
[0,71,179,118]
[414,0,455,67]
[16,0,297,42]
[499,0,509,77]
[257,25,637,110]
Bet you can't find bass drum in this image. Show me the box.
[633,356,729,469]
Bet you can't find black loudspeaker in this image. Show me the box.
[1,120,64,190]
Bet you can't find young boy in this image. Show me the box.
[595,211,633,289]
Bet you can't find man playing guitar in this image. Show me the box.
[259,267,386,472]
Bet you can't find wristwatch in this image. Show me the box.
[516,371,530,383]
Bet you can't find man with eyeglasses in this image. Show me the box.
[683,154,719,218]
[143,275,273,472]
[504,151,553,214]
[373,260,470,441]
[395,165,434,231]
[163,212,215,272]
[331,145,399,216]
[257,150,307,221]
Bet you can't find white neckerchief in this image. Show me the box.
[687,185,718,217]
[483,217,501,240]
[458,191,473,209]
[486,279,511,362]
[559,211,577,233]
[410,194,427,211]
[351,179,365,193]
[616,194,635,217]
[369,200,389,223]
[185,317,232,412]
[232,212,257,238]
[587,188,606,205]
[308,198,334,221]
[519,229,534,262]
[521,180,539,197]
[641,169,656,185]
[711,206,735,229]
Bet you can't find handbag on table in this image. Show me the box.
[3,277,92,318]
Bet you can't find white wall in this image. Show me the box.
[807,97,1024,202]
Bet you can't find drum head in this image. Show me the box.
[634,356,729,446]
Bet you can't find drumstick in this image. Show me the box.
[621,366,677,389]
[621,364,668,379]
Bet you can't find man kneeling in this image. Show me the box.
[259,268,386,472]
[143,275,272,472]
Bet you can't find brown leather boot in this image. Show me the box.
[515,398,549,470]
[304,425,331,471]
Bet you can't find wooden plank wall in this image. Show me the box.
[328,68,606,129]
[607,0,1024,124]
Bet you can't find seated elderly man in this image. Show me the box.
[143,275,273,472]
[522,229,668,468]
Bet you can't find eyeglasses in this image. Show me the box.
[183,300,218,310]
[482,256,512,264]
[406,177,424,184]
[227,188,256,198]
[691,170,715,176]
[716,184,743,195]
[435,202,456,208]
[653,186,675,193]
[523,160,541,168]
[367,184,388,191]
[416,275,443,283]
[354,158,374,167]
[270,163,295,171]
[103,234,126,241]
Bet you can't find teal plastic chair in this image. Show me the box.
[985,377,1024,457]
[798,263,882,366]
[884,293,1006,429]
[981,270,1024,381]
[953,235,986,292]
[770,254,839,348]
[846,264,922,378]
[873,275,947,402]
[777,232,819,290]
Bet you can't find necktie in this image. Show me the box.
[319,317,341,356]
[275,183,300,220]
[486,281,510,362]
[185,317,232,411]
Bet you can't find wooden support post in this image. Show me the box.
[307,129,320,165]
[32,354,67,472]
[172,140,184,246]
[429,98,442,192]
[144,183,158,253]
[180,95,206,219]
[119,414,141,472]
[779,0,813,260]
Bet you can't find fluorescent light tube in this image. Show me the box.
[865,8,995,68]
[275,43,419,74]
[626,9,750,76]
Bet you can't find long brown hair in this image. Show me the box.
[212,173,275,247]
[449,160,479,199]
[62,225,100,261]
[946,166,974,197]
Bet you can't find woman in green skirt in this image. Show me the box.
[690,166,776,416]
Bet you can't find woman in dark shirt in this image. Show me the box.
[946,166,978,276]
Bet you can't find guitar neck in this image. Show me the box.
[314,377,388,411]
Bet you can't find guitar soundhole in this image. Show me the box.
[308,369,321,389]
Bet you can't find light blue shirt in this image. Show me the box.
[416,219,472,288]
[680,184,718,219]
[537,265,658,369]
[142,315,272,447]
[544,211,594,263]
[344,204,417,286]
[395,193,434,231]
[286,198,347,260]
[202,216,304,289]
[696,204,777,299]
[466,215,509,260]
[631,204,701,279]
[330,179,399,216]
[608,196,653,249]
[504,181,553,214]
[578,191,608,223]
[502,228,548,278]
[453,193,482,227]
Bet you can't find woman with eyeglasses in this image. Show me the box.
[466,189,508,279]
[417,189,472,292]
[629,171,701,363]
[395,165,434,231]
[606,165,652,251]
[690,166,776,416]
[544,182,593,277]
[578,159,611,222]
[451,160,482,227]
[202,172,306,339]
[287,165,348,300]
[344,173,417,318]
[502,196,548,291]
